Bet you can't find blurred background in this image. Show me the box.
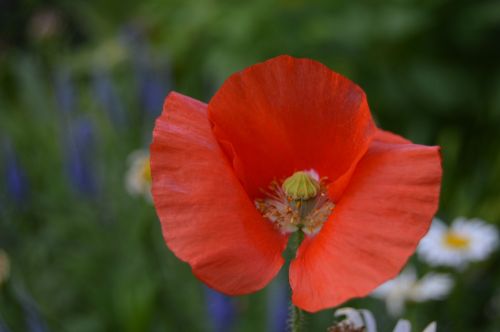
[1,0,500,331]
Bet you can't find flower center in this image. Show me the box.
[141,159,152,184]
[443,232,470,250]
[282,171,320,200]
[255,170,334,235]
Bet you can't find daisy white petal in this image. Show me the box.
[417,217,499,269]
[330,308,437,332]
[393,319,411,332]
[423,322,437,332]
[409,273,454,302]
[372,267,453,316]
[125,149,152,201]
[372,268,417,316]
[334,307,364,328]
[359,309,377,332]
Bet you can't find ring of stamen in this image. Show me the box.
[255,170,334,235]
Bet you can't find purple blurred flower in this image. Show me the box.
[0,315,12,332]
[53,67,98,196]
[65,118,97,195]
[139,71,168,117]
[267,278,289,332]
[2,140,29,204]
[14,289,50,332]
[92,67,125,126]
[54,68,75,115]
[205,287,236,332]
[121,24,172,118]
[23,302,50,332]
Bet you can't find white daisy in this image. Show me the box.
[0,249,9,287]
[371,267,453,316]
[330,307,437,332]
[417,217,499,268]
[125,149,152,201]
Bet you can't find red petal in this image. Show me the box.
[289,131,442,312]
[151,92,288,295]
[208,55,376,198]
[328,130,409,201]
[374,129,412,144]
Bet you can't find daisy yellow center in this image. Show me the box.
[255,171,334,235]
[141,159,152,184]
[443,232,470,250]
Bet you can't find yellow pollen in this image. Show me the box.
[443,232,470,250]
[282,171,320,200]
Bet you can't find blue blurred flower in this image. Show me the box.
[92,67,126,126]
[0,313,11,332]
[65,118,97,196]
[2,140,29,204]
[0,320,11,332]
[23,302,50,332]
[205,287,236,332]
[15,289,50,332]
[139,71,168,118]
[54,68,75,115]
[53,67,98,196]
[120,24,172,118]
[267,277,289,332]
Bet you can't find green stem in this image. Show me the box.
[291,304,304,332]
[289,230,305,332]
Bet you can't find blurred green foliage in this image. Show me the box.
[1,0,500,331]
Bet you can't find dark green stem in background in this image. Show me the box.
[289,230,305,332]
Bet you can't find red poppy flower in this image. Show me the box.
[150,55,442,312]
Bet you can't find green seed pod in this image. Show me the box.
[282,171,320,200]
